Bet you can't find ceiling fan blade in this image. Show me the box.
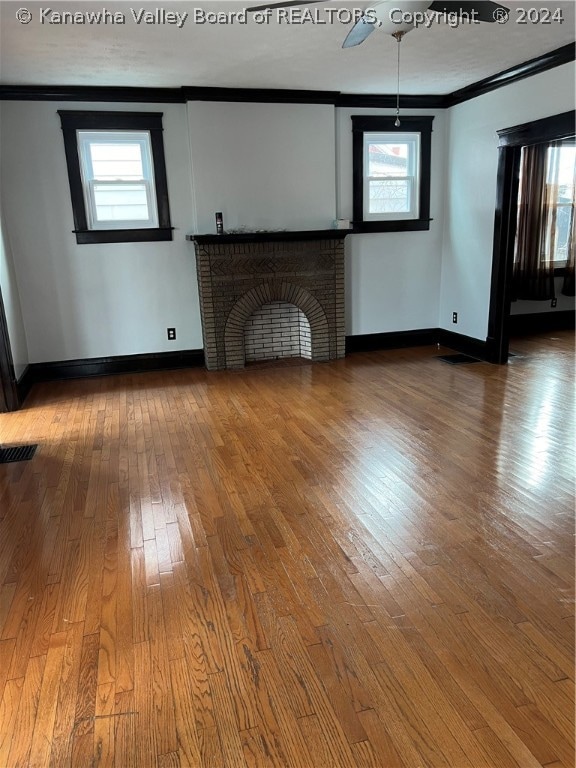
[342,17,376,48]
[246,0,322,11]
[428,1,510,23]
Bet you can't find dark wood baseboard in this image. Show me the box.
[23,320,555,396]
[436,329,490,361]
[21,331,483,395]
[509,310,575,336]
[346,320,573,363]
[346,329,437,353]
[17,365,35,405]
[346,328,491,360]
[25,349,205,386]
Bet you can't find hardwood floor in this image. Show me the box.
[0,332,573,767]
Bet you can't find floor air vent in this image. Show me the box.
[0,445,38,464]
[437,354,482,365]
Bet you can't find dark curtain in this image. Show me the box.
[561,175,575,296]
[512,143,556,301]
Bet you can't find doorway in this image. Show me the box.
[487,110,575,363]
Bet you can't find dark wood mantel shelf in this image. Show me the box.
[187,229,350,245]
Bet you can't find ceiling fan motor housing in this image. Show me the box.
[368,0,436,35]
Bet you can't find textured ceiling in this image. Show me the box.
[0,0,574,94]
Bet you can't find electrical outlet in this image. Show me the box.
[452,312,458,324]
[167,327,176,340]
[551,298,558,308]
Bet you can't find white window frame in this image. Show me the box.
[77,130,158,230]
[363,132,421,221]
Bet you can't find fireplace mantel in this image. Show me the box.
[187,229,350,245]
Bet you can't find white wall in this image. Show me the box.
[0,101,202,363]
[440,62,576,340]
[187,101,336,233]
[336,107,446,335]
[0,100,339,364]
[0,208,28,379]
[1,66,573,366]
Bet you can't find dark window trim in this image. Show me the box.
[351,116,434,233]
[58,110,172,244]
[74,228,174,245]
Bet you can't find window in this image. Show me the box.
[514,137,575,272]
[363,133,420,220]
[352,116,434,232]
[78,131,158,230]
[58,111,172,244]
[545,139,575,267]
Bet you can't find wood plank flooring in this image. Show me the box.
[0,333,574,767]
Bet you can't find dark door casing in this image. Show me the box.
[0,281,19,412]
[488,110,575,364]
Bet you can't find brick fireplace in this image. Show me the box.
[188,231,348,371]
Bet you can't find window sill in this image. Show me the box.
[352,219,432,234]
[73,227,174,245]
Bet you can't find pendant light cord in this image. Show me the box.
[392,31,404,127]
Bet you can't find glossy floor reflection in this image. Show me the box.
[0,332,573,766]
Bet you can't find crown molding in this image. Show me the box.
[180,86,339,104]
[0,43,573,107]
[0,84,185,102]
[0,82,446,106]
[335,93,449,109]
[446,43,575,107]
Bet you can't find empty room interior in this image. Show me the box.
[0,0,574,765]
